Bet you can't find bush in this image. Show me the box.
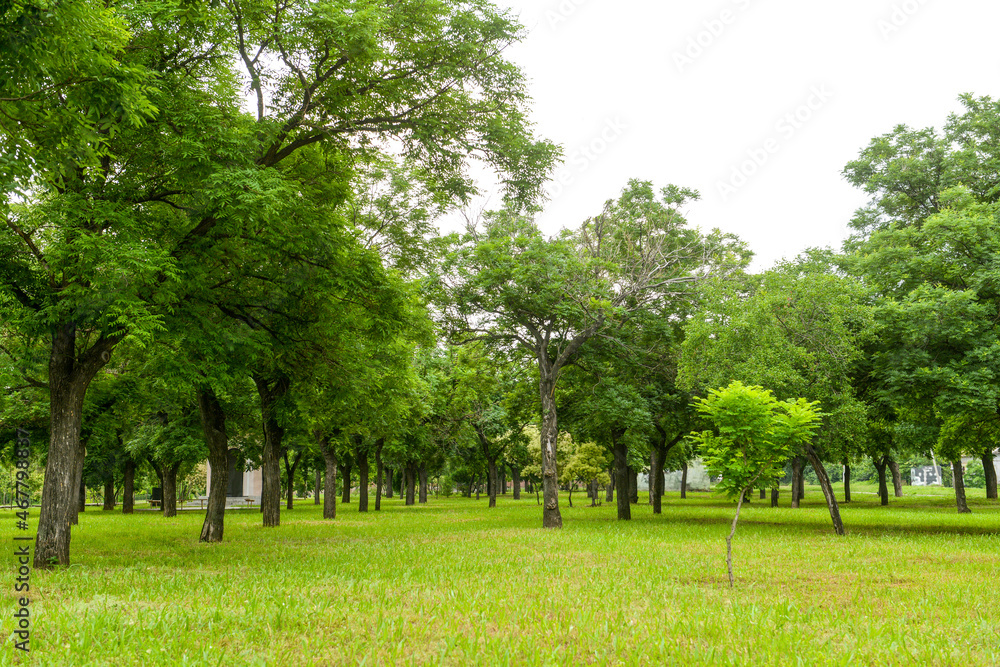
[438,475,454,497]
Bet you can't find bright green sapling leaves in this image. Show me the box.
[691,382,823,499]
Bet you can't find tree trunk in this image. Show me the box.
[538,375,563,528]
[805,445,845,536]
[726,486,750,588]
[198,387,229,542]
[375,440,384,511]
[651,447,663,514]
[758,488,766,500]
[405,465,416,506]
[253,373,288,528]
[628,468,638,504]
[790,457,803,508]
[314,468,321,505]
[952,460,972,514]
[501,466,507,495]
[981,451,998,500]
[358,449,370,513]
[122,458,135,514]
[770,487,779,507]
[843,459,851,503]
[384,467,393,498]
[419,467,428,504]
[606,466,615,502]
[613,437,630,521]
[162,462,181,518]
[103,477,115,510]
[341,453,353,505]
[487,458,498,508]
[512,466,521,500]
[888,458,904,497]
[284,450,302,511]
[72,442,86,524]
[680,462,688,499]
[318,435,338,520]
[874,456,889,506]
[34,325,114,568]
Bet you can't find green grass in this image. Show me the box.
[3,484,999,666]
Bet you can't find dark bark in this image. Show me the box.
[405,464,416,506]
[770,487,779,507]
[314,468,321,505]
[888,458,904,497]
[197,387,229,542]
[487,458,498,508]
[122,458,135,514]
[283,449,303,511]
[758,488,766,500]
[538,375,563,528]
[606,466,615,502]
[375,439,384,511]
[253,373,289,528]
[874,456,889,506]
[103,477,115,510]
[419,467,428,504]
[790,457,803,508]
[628,467,638,504]
[613,436,630,521]
[149,459,164,511]
[35,325,116,569]
[650,447,663,514]
[162,462,181,518]
[501,466,507,495]
[357,445,370,513]
[73,443,86,524]
[843,459,851,503]
[805,445,845,536]
[341,453,353,504]
[981,451,997,500]
[952,460,972,514]
[680,462,688,499]
[317,434,338,520]
[512,466,521,500]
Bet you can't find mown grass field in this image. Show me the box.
[3,483,998,666]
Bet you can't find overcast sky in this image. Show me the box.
[466,0,1000,270]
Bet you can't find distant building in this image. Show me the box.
[205,449,262,502]
[911,465,943,486]
[640,459,712,492]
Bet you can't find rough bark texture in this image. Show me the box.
[874,456,889,506]
[122,458,135,514]
[843,459,851,503]
[419,467,428,504]
[952,460,972,514]
[318,435,338,520]
[103,477,115,510]
[375,440,384,511]
[790,457,803,508]
[538,376,563,528]
[981,451,998,500]
[628,468,638,504]
[606,467,615,502]
[405,464,416,506]
[486,458,498,508]
[888,458,904,497]
[253,374,288,528]
[341,453,353,505]
[804,445,845,535]
[613,437,630,521]
[770,487,779,507]
[680,462,688,499]
[197,387,229,543]
[512,467,521,500]
[358,447,370,513]
[74,449,86,523]
[284,449,302,511]
[162,462,181,518]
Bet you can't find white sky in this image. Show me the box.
[467,0,1000,270]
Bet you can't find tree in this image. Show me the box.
[436,180,741,528]
[691,382,822,587]
[561,441,610,507]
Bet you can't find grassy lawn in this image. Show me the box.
[3,484,998,666]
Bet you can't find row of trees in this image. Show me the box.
[3,1,999,569]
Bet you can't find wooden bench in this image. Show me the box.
[149,500,161,508]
